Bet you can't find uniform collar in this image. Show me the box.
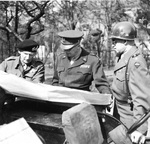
[62,48,88,68]
[70,48,88,68]
[15,56,35,69]
[14,56,20,69]
[114,46,138,72]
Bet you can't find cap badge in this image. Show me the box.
[32,46,38,51]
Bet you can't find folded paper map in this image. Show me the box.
[0,71,111,105]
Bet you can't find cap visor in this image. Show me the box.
[61,44,74,50]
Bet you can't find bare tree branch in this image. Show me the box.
[19,1,51,38]
[0,24,22,42]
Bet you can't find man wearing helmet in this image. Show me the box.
[111,21,150,144]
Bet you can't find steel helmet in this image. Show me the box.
[111,21,137,40]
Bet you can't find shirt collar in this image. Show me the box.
[114,46,138,72]
[14,57,20,69]
[15,56,35,68]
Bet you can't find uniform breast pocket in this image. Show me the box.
[116,72,125,82]
[7,69,21,77]
[116,71,127,91]
[77,68,92,82]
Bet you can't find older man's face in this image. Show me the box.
[61,43,80,59]
[18,50,36,64]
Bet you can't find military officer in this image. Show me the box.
[0,39,45,83]
[0,39,45,124]
[111,21,150,144]
[52,30,112,95]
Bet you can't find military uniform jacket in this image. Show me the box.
[0,56,45,83]
[52,48,111,94]
[112,46,150,133]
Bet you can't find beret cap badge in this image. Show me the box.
[17,39,39,52]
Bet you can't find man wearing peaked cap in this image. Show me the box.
[58,30,83,38]
[57,30,83,50]
[52,30,112,110]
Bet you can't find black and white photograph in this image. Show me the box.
[0,0,150,144]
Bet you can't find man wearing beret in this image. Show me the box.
[0,39,45,82]
[0,39,45,124]
[52,30,112,96]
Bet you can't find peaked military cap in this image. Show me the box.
[58,30,83,45]
[17,39,39,52]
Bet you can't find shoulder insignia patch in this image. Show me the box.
[134,62,140,68]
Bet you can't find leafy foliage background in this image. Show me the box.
[0,0,149,69]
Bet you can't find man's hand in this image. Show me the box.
[130,131,146,144]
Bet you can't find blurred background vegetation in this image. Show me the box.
[0,0,150,79]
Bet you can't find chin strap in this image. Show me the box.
[125,55,133,111]
[125,49,139,111]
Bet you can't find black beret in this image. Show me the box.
[58,30,83,45]
[17,39,39,52]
